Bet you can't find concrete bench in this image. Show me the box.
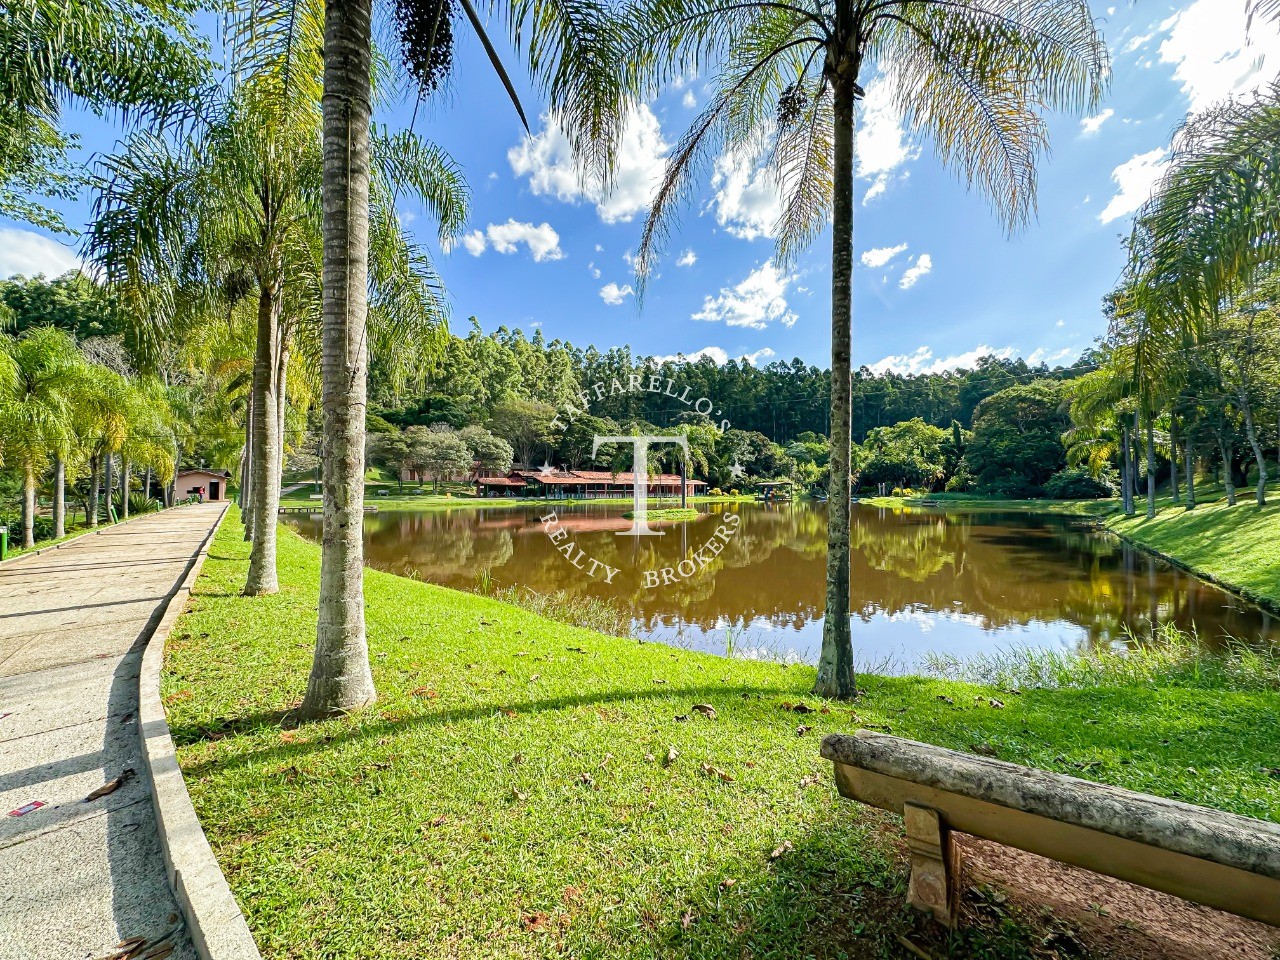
[821,731,1280,928]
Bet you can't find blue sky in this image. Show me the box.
[4,0,1279,373]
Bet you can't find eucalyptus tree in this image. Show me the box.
[621,0,1108,698]
[0,327,84,547]
[297,0,626,719]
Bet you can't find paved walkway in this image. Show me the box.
[0,504,226,960]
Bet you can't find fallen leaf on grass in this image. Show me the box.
[410,687,438,699]
[691,703,717,719]
[796,725,811,736]
[665,746,678,767]
[652,678,668,684]
[700,764,734,783]
[935,695,954,705]
[719,878,736,889]
[770,840,793,860]
[798,774,821,789]
[971,743,999,757]
[673,714,689,722]
[988,698,1005,709]
[681,909,695,929]
[578,772,595,787]
[644,752,655,763]
[521,912,550,932]
[562,886,582,904]
[84,768,135,803]
[528,674,541,682]
[512,787,529,801]
[599,753,613,768]
[424,815,448,830]
[565,646,587,653]
[780,701,814,714]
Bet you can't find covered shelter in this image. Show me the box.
[175,469,231,501]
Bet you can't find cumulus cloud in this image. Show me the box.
[857,76,919,204]
[587,262,602,279]
[652,346,776,366]
[1157,0,1280,114]
[709,149,784,240]
[1027,347,1074,366]
[870,344,1014,376]
[508,106,669,224]
[860,243,909,269]
[461,220,564,261]
[898,254,933,290]
[682,90,696,109]
[1098,148,1170,224]
[599,282,634,305]
[693,260,798,329]
[1079,108,1114,135]
[676,248,697,267]
[0,228,82,279]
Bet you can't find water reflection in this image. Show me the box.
[285,502,1279,670]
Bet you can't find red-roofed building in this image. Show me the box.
[474,468,706,499]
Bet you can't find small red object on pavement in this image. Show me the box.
[8,800,45,817]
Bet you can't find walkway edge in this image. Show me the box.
[136,503,263,960]
[0,501,202,568]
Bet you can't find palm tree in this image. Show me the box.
[299,0,625,719]
[69,364,132,528]
[86,6,465,598]
[1,0,209,229]
[620,0,1107,698]
[0,327,84,547]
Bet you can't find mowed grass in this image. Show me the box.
[1109,498,1280,609]
[166,512,1280,959]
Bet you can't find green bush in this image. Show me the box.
[1043,468,1115,500]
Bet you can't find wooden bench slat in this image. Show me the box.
[821,732,1280,883]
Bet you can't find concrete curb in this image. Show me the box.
[0,501,205,567]
[136,503,263,960]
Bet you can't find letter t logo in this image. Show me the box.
[592,435,690,536]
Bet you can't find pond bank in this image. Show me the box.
[166,512,1280,959]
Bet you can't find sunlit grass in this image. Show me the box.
[166,512,1280,959]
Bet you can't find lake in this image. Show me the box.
[284,500,1280,670]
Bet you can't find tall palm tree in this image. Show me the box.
[86,6,465,597]
[299,0,625,719]
[0,327,84,547]
[621,0,1107,698]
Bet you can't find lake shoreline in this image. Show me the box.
[164,510,1280,958]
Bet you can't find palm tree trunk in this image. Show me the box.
[1185,435,1195,509]
[1145,418,1156,519]
[121,460,131,520]
[88,455,100,527]
[1221,437,1237,506]
[1121,422,1134,515]
[1238,390,1267,506]
[813,69,857,701]
[53,454,66,539]
[301,0,378,719]
[21,460,36,549]
[243,394,256,541]
[1169,419,1179,504]
[277,338,290,498]
[244,284,282,594]
[104,454,115,523]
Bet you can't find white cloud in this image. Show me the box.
[462,220,564,261]
[857,76,919,204]
[682,90,696,109]
[652,346,776,366]
[1027,347,1073,366]
[898,253,933,290]
[588,262,602,279]
[1157,0,1280,114]
[709,149,784,240]
[1098,148,1170,224]
[0,228,82,279]
[1056,319,1066,328]
[860,243,909,269]
[870,344,1014,376]
[599,282,634,305]
[676,248,697,267]
[1079,108,1114,135]
[693,260,798,330]
[508,105,669,224]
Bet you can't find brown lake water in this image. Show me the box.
[285,501,1280,670]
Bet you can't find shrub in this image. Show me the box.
[975,475,1041,499]
[944,466,976,492]
[1043,468,1116,500]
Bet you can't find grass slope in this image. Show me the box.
[1109,499,1280,610]
[167,513,1280,959]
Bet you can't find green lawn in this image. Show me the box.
[281,484,754,513]
[166,512,1280,959]
[858,493,1118,517]
[1109,497,1280,610]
